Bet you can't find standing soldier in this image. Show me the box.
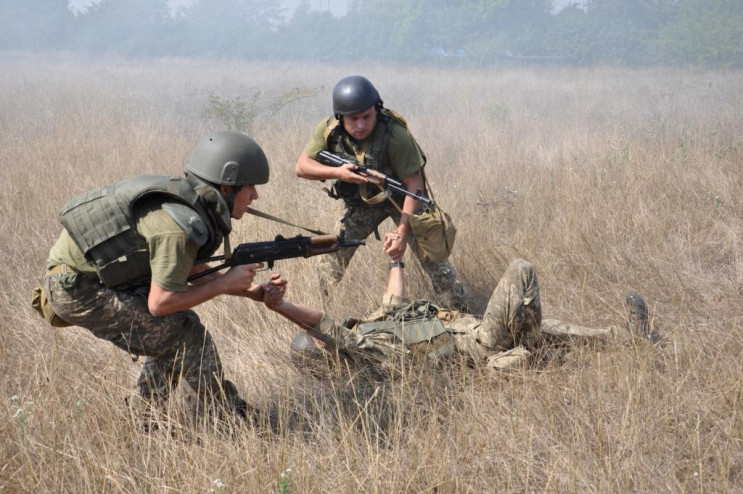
[36,131,277,425]
[295,75,467,308]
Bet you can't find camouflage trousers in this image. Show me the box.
[43,270,246,416]
[318,202,467,306]
[451,259,619,369]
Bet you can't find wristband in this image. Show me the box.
[388,261,405,270]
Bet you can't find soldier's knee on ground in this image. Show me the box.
[124,392,165,433]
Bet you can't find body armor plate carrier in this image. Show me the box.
[60,175,230,289]
[324,108,424,207]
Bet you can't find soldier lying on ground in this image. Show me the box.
[261,232,656,376]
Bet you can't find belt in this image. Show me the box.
[47,264,79,275]
[46,264,94,277]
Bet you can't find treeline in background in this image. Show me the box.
[2,0,742,67]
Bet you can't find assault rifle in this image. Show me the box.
[315,150,435,207]
[188,232,365,282]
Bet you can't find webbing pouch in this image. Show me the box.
[358,317,447,344]
[358,300,456,361]
[31,286,72,328]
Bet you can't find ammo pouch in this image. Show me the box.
[327,180,404,209]
[358,300,456,361]
[409,205,457,263]
[327,180,363,207]
[31,286,72,328]
[87,230,152,289]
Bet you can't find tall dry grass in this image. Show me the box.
[1,53,741,492]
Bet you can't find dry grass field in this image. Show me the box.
[1,53,741,492]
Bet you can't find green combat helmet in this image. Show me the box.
[332,75,383,116]
[186,131,270,186]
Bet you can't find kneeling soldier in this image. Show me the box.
[37,131,278,424]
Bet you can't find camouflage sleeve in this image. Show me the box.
[311,315,362,352]
[303,117,333,159]
[311,314,405,358]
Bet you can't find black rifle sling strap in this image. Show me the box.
[245,207,327,236]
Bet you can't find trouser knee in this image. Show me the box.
[506,258,535,279]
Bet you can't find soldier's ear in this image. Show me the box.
[219,184,232,199]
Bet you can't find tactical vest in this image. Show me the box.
[324,108,424,207]
[60,174,231,289]
[355,300,457,362]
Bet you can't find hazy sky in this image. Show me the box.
[68,0,350,16]
[68,0,582,17]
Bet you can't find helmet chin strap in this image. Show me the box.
[226,184,242,210]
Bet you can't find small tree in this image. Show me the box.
[202,86,323,134]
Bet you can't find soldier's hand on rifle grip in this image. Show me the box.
[223,263,263,294]
[337,163,368,185]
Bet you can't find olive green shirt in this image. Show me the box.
[47,196,200,292]
[303,116,424,180]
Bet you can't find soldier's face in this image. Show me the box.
[342,106,377,140]
[231,184,259,220]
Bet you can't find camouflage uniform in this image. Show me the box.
[43,270,245,414]
[301,259,622,372]
[41,181,249,420]
[317,199,465,304]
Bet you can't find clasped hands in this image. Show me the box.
[383,230,406,261]
[261,230,405,309]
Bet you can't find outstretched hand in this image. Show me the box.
[383,231,406,261]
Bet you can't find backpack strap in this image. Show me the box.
[323,118,341,142]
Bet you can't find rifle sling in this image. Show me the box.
[245,207,326,235]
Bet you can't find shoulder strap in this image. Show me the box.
[323,118,341,142]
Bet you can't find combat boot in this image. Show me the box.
[442,281,470,313]
[626,293,650,339]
